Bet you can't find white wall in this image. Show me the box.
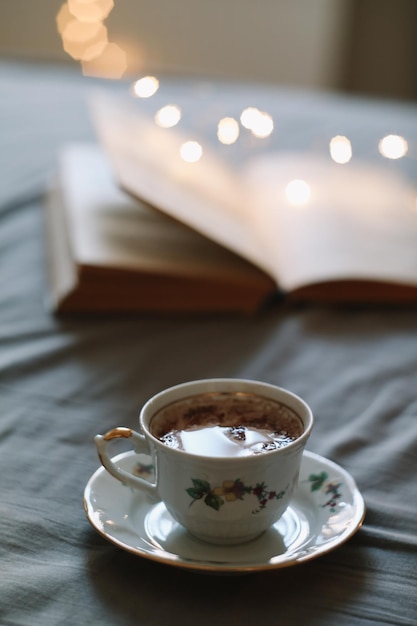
[0,0,351,89]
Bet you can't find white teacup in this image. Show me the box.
[95,378,313,544]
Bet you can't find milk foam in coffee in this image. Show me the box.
[150,392,303,457]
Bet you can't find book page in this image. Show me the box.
[90,91,417,296]
[89,93,273,277]
[244,153,417,292]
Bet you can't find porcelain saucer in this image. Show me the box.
[84,450,365,573]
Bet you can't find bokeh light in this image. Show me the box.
[81,42,127,78]
[62,19,103,43]
[155,105,182,128]
[329,135,352,164]
[62,22,108,60]
[250,112,274,138]
[285,179,311,206]
[180,141,203,163]
[240,107,260,130]
[217,117,240,145]
[56,3,73,35]
[57,0,127,78]
[67,0,114,22]
[132,76,160,98]
[240,107,273,138]
[378,134,408,159]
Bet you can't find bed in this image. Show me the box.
[1,60,416,626]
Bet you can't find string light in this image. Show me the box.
[57,5,412,171]
[240,107,260,130]
[180,141,203,163]
[67,0,114,22]
[240,107,273,138]
[217,117,240,145]
[155,105,182,128]
[378,134,408,159]
[132,76,160,98]
[57,0,126,77]
[285,179,311,207]
[329,135,352,164]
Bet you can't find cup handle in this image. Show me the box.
[94,427,158,496]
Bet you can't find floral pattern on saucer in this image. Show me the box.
[308,472,343,513]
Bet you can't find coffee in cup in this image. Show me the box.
[150,392,304,457]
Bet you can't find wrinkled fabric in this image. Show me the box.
[1,62,417,626]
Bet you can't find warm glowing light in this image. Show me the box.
[62,23,108,60]
[57,0,125,73]
[56,3,73,35]
[132,76,159,98]
[62,19,103,42]
[329,135,352,164]
[81,42,127,78]
[155,105,182,128]
[251,112,274,138]
[240,107,260,130]
[180,141,203,163]
[217,117,240,145]
[67,0,114,22]
[240,108,273,138]
[378,134,408,159]
[285,179,311,206]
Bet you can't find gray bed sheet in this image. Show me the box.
[1,61,416,626]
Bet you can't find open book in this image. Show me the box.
[45,143,274,313]
[89,91,417,306]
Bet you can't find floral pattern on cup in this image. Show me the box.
[308,471,342,512]
[186,478,288,513]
